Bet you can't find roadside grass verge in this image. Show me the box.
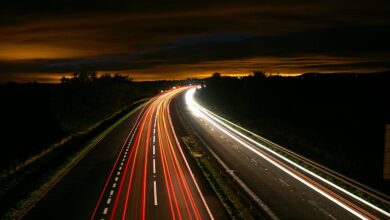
[0,99,147,219]
[201,107,390,213]
[182,136,255,220]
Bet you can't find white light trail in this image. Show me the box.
[167,92,215,220]
[185,88,390,219]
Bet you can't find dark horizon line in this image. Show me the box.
[2,70,390,85]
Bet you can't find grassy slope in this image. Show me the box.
[0,100,146,219]
[196,74,390,194]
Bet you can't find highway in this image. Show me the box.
[25,87,224,220]
[23,85,389,220]
[177,87,390,220]
[91,87,214,220]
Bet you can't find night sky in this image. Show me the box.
[1,0,390,82]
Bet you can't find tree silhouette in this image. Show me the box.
[252,70,267,80]
[196,72,390,192]
[212,72,221,79]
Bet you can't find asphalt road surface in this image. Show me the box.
[91,87,214,220]
[23,86,389,220]
[178,87,390,220]
[25,87,223,220]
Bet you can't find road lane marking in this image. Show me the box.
[90,103,147,220]
[153,158,156,174]
[186,88,377,220]
[116,171,120,176]
[204,101,390,217]
[309,200,337,220]
[153,180,158,205]
[167,101,215,220]
[279,178,290,187]
[204,109,366,218]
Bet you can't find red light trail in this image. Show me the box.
[92,87,213,220]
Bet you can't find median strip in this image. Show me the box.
[181,136,257,220]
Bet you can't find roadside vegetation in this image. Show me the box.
[196,71,390,194]
[0,72,181,218]
[0,72,176,177]
[182,136,256,220]
[0,100,144,219]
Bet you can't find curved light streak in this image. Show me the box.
[186,87,389,220]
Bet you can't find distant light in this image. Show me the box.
[160,90,164,93]
[173,86,176,89]
[189,84,192,86]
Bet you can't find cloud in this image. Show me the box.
[0,1,389,81]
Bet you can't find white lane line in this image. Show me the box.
[198,96,390,217]
[309,200,337,220]
[153,144,155,155]
[153,159,156,174]
[279,178,290,187]
[153,181,158,206]
[189,91,369,219]
[167,99,215,220]
[97,106,145,218]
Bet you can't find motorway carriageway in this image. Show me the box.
[91,87,214,220]
[181,87,390,220]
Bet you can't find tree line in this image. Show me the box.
[197,71,390,193]
[0,71,179,172]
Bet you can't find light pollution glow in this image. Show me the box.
[1,2,389,82]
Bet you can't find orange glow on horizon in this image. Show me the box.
[1,54,385,83]
[0,44,99,61]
